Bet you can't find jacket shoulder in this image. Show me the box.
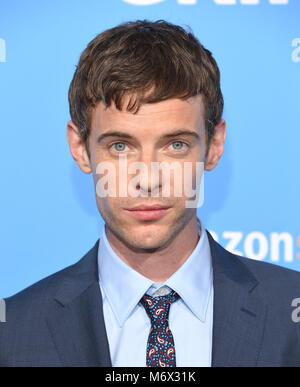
[236,251,300,287]
[2,240,99,312]
[5,260,76,307]
[0,240,99,366]
[213,236,300,297]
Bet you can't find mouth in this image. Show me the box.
[125,204,171,221]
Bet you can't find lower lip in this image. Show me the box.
[126,208,170,221]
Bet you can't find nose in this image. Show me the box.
[132,150,161,197]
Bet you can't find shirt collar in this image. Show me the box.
[98,217,212,327]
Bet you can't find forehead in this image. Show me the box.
[90,94,205,136]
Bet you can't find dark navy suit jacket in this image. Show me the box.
[1,231,300,367]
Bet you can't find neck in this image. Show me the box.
[105,216,200,282]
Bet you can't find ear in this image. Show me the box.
[204,118,226,171]
[67,120,92,174]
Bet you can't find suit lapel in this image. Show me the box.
[207,231,268,367]
[46,231,268,367]
[46,241,112,367]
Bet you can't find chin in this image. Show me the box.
[122,228,174,251]
[126,238,168,251]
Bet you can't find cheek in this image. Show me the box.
[95,197,125,228]
[168,161,203,196]
[95,195,128,219]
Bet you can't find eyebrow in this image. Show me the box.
[97,129,200,143]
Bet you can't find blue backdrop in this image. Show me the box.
[0,0,299,298]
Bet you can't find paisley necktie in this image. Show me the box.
[140,290,180,367]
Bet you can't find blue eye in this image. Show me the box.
[113,142,127,152]
[170,141,185,150]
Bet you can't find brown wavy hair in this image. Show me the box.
[68,19,224,152]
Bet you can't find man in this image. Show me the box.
[1,19,300,367]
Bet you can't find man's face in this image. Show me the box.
[68,95,225,251]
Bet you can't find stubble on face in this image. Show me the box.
[100,198,195,253]
[88,94,206,254]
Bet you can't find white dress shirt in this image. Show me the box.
[98,218,214,367]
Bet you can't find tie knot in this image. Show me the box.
[140,290,180,324]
